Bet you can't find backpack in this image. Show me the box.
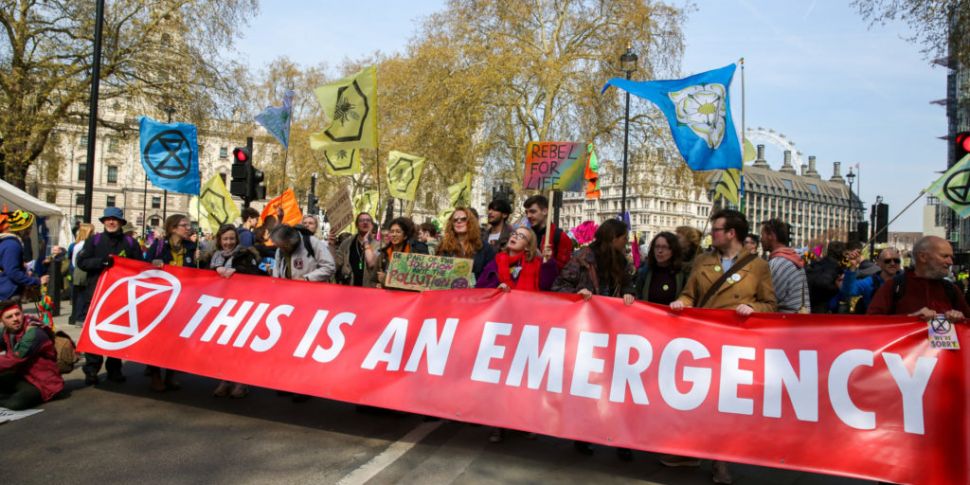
[888,272,959,314]
[53,330,78,374]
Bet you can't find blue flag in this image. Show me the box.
[255,90,295,148]
[139,116,201,195]
[602,64,741,171]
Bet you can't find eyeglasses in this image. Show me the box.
[882,258,901,264]
[357,219,373,224]
[452,216,468,223]
[510,232,530,240]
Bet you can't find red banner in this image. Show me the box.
[79,259,969,485]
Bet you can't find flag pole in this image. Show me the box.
[740,57,745,150]
[871,190,925,244]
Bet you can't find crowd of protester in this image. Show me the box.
[0,194,967,485]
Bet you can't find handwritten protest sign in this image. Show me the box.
[324,185,354,233]
[522,141,586,192]
[384,252,475,291]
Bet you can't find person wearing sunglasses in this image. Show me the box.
[840,247,902,314]
[437,207,494,280]
[476,226,557,292]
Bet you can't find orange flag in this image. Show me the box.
[260,188,304,226]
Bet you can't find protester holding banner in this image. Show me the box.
[634,231,687,305]
[669,209,775,484]
[144,214,199,392]
[437,208,494,280]
[0,298,64,410]
[552,219,635,303]
[868,235,970,320]
[335,213,379,288]
[523,195,572,270]
[77,208,144,386]
[208,224,264,398]
[0,210,48,301]
[476,226,557,292]
[376,217,428,287]
[270,225,335,282]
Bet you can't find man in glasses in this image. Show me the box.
[334,212,379,287]
[868,236,969,322]
[840,247,901,314]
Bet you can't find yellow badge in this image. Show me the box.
[662,284,670,291]
[714,265,722,272]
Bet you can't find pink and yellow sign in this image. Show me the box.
[522,141,586,192]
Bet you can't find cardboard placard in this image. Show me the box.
[324,186,354,233]
[384,252,475,291]
[522,141,585,192]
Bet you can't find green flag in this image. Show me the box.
[448,173,472,207]
[927,153,970,218]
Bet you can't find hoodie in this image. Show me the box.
[0,233,40,300]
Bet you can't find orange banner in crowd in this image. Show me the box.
[260,188,303,226]
[78,258,969,485]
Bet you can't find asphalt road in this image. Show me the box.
[0,305,874,485]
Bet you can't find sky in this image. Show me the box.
[234,0,945,232]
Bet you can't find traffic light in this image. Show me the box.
[873,202,889,244]
[956,131,970,163]
[230,147,251,199]
[307,193,319,215]
[249,166,265,201]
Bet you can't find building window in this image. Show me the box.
[150,216,161,227]
[152,196,161,209]
[219,146,229,159]
[77,163,87,181]
[107,165,118,184]
[75,194,84,206]
[79,135,87,147]
[108,137,120,153]
[106,195,116,207]
[45,191,56,204]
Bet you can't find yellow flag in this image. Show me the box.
[386,150,426,201]
[448,173,472,207]
[199,174,240,227]
[714,168,740,205]
[437,208,455,232]
[353,190,380,221]
[322,148,362,176]
[310,65,378,150]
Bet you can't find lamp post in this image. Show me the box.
[619,46,638,220]
[846,167,856,241]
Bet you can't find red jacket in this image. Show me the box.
[867,272,970,316]
[536,223,574,271]
[0,315,64,401]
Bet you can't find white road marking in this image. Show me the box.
[337,420,444,485]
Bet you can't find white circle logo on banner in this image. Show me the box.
[87,269,181,350]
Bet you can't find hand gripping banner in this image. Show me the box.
[79,259,969,485]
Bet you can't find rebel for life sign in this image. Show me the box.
[384,253,475,291]
[522,141,586,192]
[79,258,969,485]
[324,185,354,233]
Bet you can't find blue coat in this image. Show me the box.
[0,234,40,300]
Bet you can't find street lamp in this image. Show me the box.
[846,167,856,241]
[619,46,638,220]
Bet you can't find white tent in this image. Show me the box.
[0,177,72,247]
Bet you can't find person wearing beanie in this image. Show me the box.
[0,210,48,301]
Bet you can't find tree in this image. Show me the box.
[375,0,690,214]
[0,0,258,188]
[854,0,969,66]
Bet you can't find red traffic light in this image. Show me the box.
[232,147,249,163]
[958,132,970,152]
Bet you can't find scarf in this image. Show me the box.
[210,246,240,269]
[496,251,541,291]
[770,247,804,268]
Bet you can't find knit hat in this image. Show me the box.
[0,210,35,233]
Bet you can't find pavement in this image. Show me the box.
[0,301,875,485]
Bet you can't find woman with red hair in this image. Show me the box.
[437,208,494,280]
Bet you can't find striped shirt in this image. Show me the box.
[768,256,809,313]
